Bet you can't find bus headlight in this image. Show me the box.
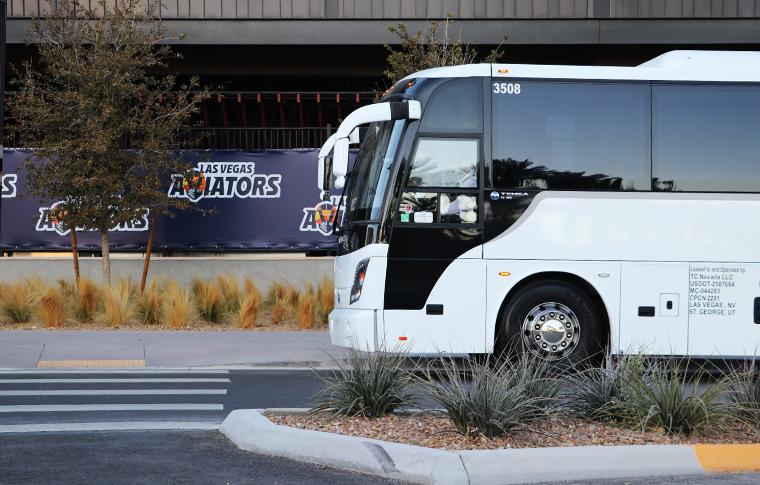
[350,258,370,304]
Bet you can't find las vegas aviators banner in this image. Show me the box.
[0,149,356,251]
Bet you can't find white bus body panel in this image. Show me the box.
[688,264,760,358]
[483,192,760,263]
[485,261,621,354]
[383,259,487,355]
[329,244,389,351]
[484,192,760,357]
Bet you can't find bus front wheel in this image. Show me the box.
[498,280,603,367]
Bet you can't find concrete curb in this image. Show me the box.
[220,409,469,485]
[220,409,760,485]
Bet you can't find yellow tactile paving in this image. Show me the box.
[37,360,146,368]
[693,444,760,472]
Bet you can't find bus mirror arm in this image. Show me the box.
[331,100,422,189]
[332,172,351,237]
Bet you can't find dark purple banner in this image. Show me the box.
[0,149,354,251]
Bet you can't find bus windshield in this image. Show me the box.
[347,119,405,222]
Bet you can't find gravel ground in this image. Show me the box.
[269,414,760,451]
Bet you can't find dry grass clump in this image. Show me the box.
[216,273,241,314]
[73,277,101,323]
[316,275,334,325]
[267,281,289,325]
[41,286,65,328]
[234,277,263,329]
[268,281,287,304]
[136,279,163,325]
[297,293,317,329]
[163,279,193,328]
[100,277,137,327]
[0,273,332,330]
[286,284,301,309]
[193,276,224,324]
[0,278,43,323]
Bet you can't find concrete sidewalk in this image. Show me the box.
[0,330,345,369]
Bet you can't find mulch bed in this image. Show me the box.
[268,413,760,451]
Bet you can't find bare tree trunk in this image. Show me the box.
[71,229,80,286]
[101,231,111,286]
[140,214,158,294]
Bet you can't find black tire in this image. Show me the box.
[497,280,604,368]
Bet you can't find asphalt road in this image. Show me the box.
[2,369,759,485]
[0,368,329,429]
[0,430,410,485]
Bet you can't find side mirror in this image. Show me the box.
[333,138,349,189]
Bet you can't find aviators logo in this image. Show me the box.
[300,194,346,237]
[36,202,150,237]
[168,161,281,202]
[1,174,17,198]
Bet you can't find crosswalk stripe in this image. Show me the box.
[0,378,230,384]
[0,422,222,433]
[0,404,224,412]
[0,389,228,396]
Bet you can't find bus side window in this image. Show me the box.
[492,81,650,191]
[398,192,437,223]
[408,138,479,188]
[441,194,478,223]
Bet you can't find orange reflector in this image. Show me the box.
[399,336,408,341]
[498,69,509,73]
[499,272,511,276]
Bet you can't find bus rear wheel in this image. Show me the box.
[498,280,603,367]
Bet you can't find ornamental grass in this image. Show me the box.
[0,278,42,324]
[234,277,263,329]
[136,279,163,325]
[100,277,137,327]
[415,352,559,438]
[0,273,332,329]
[163,279,193,328]
[309,343,416,419]
[40,286,65,328]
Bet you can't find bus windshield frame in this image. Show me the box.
[346,119,406,224]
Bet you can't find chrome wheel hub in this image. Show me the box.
[521,302,580,361]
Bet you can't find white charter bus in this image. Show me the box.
[318,50,760,365]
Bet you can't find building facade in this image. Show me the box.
[5,0,760,148]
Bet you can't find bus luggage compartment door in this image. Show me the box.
[620,262,688,355]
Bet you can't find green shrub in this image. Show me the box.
[566,353,643,422]
[310,344,416,418]
[620,356,731,435]
[415,352,558,438]
[726,359,760,428]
